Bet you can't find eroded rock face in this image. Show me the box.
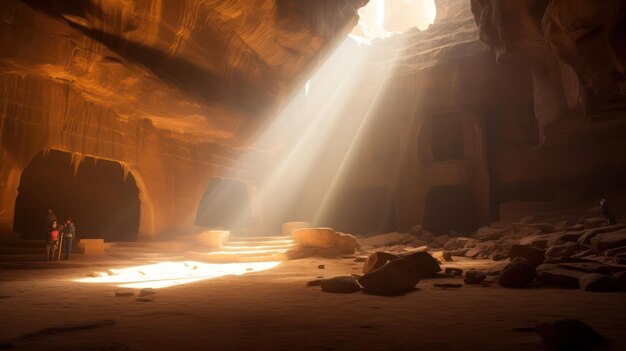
[0,0,366,238]
[471,0,626,124]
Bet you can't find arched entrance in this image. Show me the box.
[195,178,253,229]
[13,150,140,241]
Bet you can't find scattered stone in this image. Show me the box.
[316,275,324,278]
[135,295,155,302]
[419,231,435,242]
[291,228,357,254]
[551,261,612,275]
[442,251,453,262]
[499,258,536,288]
[306,279,322,287]
[591,228,626,254]
[245,267,253,271]
[546,242,578,258]
[536,264,584,287]
[464,270,486,284]
[445,267,463,276]
[359,232,425,248]
[579,273,616,292]
[358,259,420,295]
[577,224,626,247]
[509,245,545,268]
[86,272,101,278]
[320,276,361,294]
[362,252,399,274]
[475,226,510,241]
[464,248,481,259]
[433,283,461,288]
[115,289,134,297]
[492,252,509,261]
[450,248,469,257]
[409,224,422,236]
[399,251,441,277]
[353,256,367,262]
[317,264,325,269]
[534,319,605,351]
[139,288,156,297]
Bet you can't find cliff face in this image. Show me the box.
[0,0,366,239]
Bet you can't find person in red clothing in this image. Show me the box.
[46,221,60,261]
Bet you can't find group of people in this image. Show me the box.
[44,209,76,261]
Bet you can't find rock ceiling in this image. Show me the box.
[0,0,366,145]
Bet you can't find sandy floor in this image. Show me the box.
[1,255,625,351]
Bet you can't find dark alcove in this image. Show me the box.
[13,150,140,241]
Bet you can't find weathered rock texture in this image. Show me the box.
[0,0,366,239]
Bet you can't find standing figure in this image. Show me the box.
[600,198,617,225]
[62,218,76,260]
[43,208,56,238]
[46,221,60,261]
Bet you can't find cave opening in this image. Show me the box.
[423,184,476,235]
[13,150,140,242]
[195,178,253,229]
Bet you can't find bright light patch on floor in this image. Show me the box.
[75,261,281,289]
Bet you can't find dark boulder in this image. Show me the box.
[362,252,399,274]
[499,257,536,288]
[536,264,584,288]
[399,251,441,277]
[320,276,361,294]
[464,270,487,284]
[579,273,617,292]
[509,245,545,268]
[534,319,605,351]
[591,229,626,254]
[358,259,420,295]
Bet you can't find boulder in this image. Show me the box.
[464,270,486,284]
[291,228,357,254]
[399,251,441,277]
[362,252,399,274]
[115,289,134,297]
[358,259,420,295]
[419,231,435,243]
[545,242,578,258]
[464,248,481,259]
[475,226,509,241]
[499,258,536,288]
[591,229,626,254]
[337,233,359,253]
[320,276,361,294]
[358,232,424,248]
[445,267,463,276]
[536,264,584,287]
[509,245,545,268]
[534,319,606,351]
[579,274,616,292]
[282,222,310,236]
[409,224,423,236]
[428,234,450,248]
[443,237,475,251]
[577,224,626,246]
